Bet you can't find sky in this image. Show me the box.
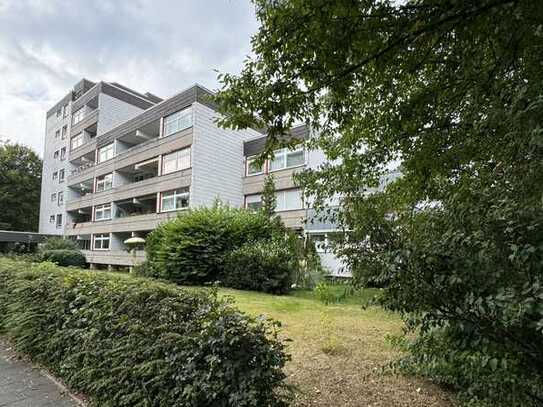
[0,0,259,156]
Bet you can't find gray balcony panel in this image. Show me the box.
[243,167,301,195]
[67,211,181,236]
[82,249,146,266]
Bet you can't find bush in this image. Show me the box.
[40,249,86,267]
[224,240,295,294]
[0,258,290,407]
[39,237,79,251]
[144,205,285,284]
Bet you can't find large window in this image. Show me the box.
[163,108,192,137]
[95,173,113,193]
[245,194,262,211]
[71,133,83,150]
[72,108,85,125]
[276,189,303,211]
[56,214,62,228]
[60,147,66,161]
[161,188,189,212]
[270,147,305,171]
[94,203,112,221]
[246,156,264,176]
[93,233,110,250]
[58,169,65,183]
[98,143,114,163]
[162,147,191,174]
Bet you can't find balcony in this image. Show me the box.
[82,249,146,266]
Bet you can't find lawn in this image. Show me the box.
[215,286,455,407]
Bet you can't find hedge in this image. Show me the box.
[224,240,295,294]
[0,258,290,407]
[143,205,286,285]
[40,249,86,267]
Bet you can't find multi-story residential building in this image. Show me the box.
[39,79,349,276]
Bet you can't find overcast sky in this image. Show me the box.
[0,0,258,156]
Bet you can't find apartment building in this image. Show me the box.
[242,126,350,277]
[39,79,349,276]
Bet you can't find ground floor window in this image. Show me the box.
[245,194,263,210]
[93,233,110,250]
[276,189,303,211]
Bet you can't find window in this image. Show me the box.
[95,173,113,193]
[308,234,327,253]
[162,148,191,174]
[56,214,62,228]
[163,108,192,137]
[72,108,85,125]
[56,108,62,118]
[57,191,64,205]
[245,194,262,211]
[270,147,305,171]
[161,188,189,212]
[98,143,114,163]
[71,133,84,150]
[52,171,58,181]
[93,233,110,250]
[49,215,55,223]
[94,203,112,221]
[60,147,66,161]
[55,129,60,138]
[63,105,69,118]
[58,169,65,183]
[61,125,68,140]
[246,156,264,176]
[53,150,59,159]
[276,189,303,211]
[50,193,56,202]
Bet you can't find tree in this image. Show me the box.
[215,1,543,405]
[0,141,42,231]
[261,174,277,218]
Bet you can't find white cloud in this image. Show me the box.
[0,0,258,156]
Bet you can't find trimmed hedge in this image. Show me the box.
[224,240,295,294]
[143,205,286,285]
[40,249,86,267]
[0,258,290,407]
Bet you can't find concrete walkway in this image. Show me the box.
[0,340,79,407]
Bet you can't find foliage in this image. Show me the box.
[214,0,543,404]
[0,258,291,407]
[39,237,79,252]
[40,249,86,267]
[290,234,324,289]
[0,141,42,231]
[261,174,277,218]
[143,204,286,285]
[224,239,295,294]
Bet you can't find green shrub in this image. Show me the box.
[224,240,295,294]
[0,258,290,407]
[40,249,86,267]
[144,205,285,284]
[39,237,79,251]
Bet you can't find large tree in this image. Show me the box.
[215,1,543,405]
[0,141,42,231]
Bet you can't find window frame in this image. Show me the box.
[71,132,83,150]
[52,171,58,181]
[93,233,110,251]
[60,147,66,161]
[72,108,85,125]
[55,214,62,228]
[245,156,265,176]
[58,169,65,183]
[94,203,112,221]
[61,125,68,140]
[95,173,113,193]
[50,193,56,202]
[97,143,115,163]
[53,150,59,159]
[49,215,55,223]
[57,191,64,205]
[269,146,305,172]
[163,107,193,137]
[161,147,191,175]
[160,188,190,212]
[245,194,263,211]
[275,189,303,212]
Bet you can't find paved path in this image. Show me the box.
[0,340,79,407]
